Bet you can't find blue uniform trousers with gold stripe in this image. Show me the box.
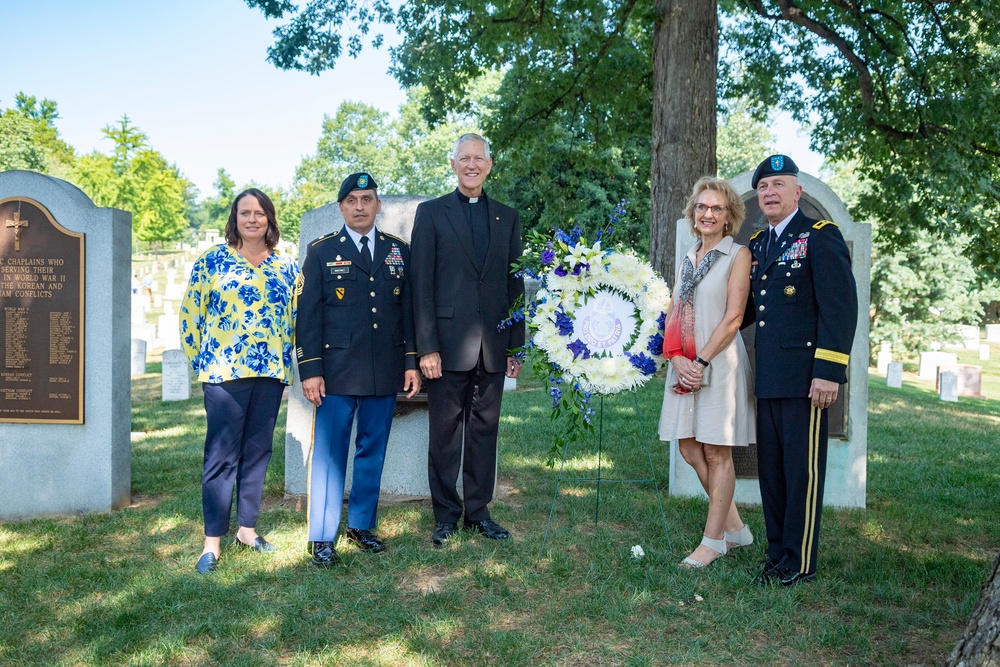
[756,397,828,575]
[307,394,397,542]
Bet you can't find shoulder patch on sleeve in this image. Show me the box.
[813,220,839,230]
[749,229,765,241]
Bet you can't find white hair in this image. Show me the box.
[452,133,491,160]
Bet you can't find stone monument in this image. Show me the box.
[161,349,191,401]
[0,171,131,520]
[886,362,903,388]
[285,195,431,497]
[668,170,872,508]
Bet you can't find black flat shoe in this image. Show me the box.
[195,552,218,575]
[236,535,277,553]
[311,541,341,568]
[463,518,511,540]
[432,522,458,547]
[346,528,386,553]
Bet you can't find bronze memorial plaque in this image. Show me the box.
[0,197,85,423]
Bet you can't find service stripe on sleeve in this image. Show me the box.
[815,348,849,366]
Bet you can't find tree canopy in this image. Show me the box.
[73,116,191,245]
[247,0,1000,282]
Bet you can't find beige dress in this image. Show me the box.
[658,235,755,446]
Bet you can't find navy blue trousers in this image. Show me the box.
[201,378,284,537]
[308,394,397,542]
[426,363,505,523]
[756,397,829,575]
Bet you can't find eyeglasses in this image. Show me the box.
[695,204,727,214]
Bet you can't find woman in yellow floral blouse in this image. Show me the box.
[180,188,300,574]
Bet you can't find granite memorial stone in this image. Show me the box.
[939,371,959,402]
[131,338,147,377]
[0,171,131,520]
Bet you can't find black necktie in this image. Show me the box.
[358,235,372,274]
[766,227,778,259]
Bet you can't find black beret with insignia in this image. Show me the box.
[751,154,799,189]
[337,172,379,202]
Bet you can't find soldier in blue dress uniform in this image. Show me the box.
[745,155,859,586]
[296,172,421,566]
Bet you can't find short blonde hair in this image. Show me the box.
[684,177,746,239]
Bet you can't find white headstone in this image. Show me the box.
[504,377,517,392]
[886,362,903,388]
[939,371,958,402]
[157,314,181,349]
[958,325,980,350]
[130,338,147,377]
[153,293,163,308]
[876,341,892,375]
[937,364,985,399]
[918,351,958,381]
[987,324,1000,343]
[161,349,191,401]
[164,283,184,301]
[131,293,147,325]
[980,344,991,361]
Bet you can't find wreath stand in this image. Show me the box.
[537,390,672,560]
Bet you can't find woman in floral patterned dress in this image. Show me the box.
[180,188,300,574]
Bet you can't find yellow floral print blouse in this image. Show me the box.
[180,244,300,384]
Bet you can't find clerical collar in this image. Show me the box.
[456,189,486,204]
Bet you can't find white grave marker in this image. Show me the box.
[161,349,191,401]
[980,344,991,361]
[877,341,892,375]
[886,362,903,388]
[939,371,958,402]
[131,338,147,377]
[987,324,1000,343]
[918,351,958,381]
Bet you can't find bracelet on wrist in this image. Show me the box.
[694,356,709,367]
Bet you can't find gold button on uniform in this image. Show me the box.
[759,321,765,327]
[372,307,377,313]
[369,276,374,282]
[373,323,378,329]
[370,292,375,297]
[760,290,766,296]
[759,305,765,311]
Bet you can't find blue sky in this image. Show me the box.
[1,0,406,199]
[2,1,820,201]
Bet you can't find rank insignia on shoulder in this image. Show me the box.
[813,220,838,230]
[784,285,796,296]
[750,229,765,241]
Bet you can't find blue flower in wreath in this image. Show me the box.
[646,333,664,356]
[554,309,574,336]
[554,265,568,277]
[628,352,658,376]
[657,311,666,331]
[566,338,591,360]
[541,247,556,265]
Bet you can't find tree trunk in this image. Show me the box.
[649,0,718,288]
[946,550,1000,666]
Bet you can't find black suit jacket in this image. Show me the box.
[296,225,417,396]
[410,190,525,373]
[746,209,858,399]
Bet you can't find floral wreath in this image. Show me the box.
[502,202,670,459]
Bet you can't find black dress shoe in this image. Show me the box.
[463,518,511,540]
[749,558,780,578]
[311,541,341,567]
[236,535,277,553]
[195,552,218,575]
[778,568,817,587]
[432,522,458,547]
[346,528,386,553]
[754,560,783,586]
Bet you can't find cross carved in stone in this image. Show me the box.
[5,211,29,252]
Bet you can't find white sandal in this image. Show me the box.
[680,535,728,568]
[724,524,754,551]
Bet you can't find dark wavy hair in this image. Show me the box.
[225,188,280,249]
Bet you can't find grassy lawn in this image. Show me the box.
[1,345,999,666]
